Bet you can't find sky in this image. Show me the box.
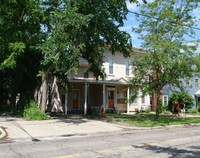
[120,0,200,51]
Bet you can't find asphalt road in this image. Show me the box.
[0,125,200,158]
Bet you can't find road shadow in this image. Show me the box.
[135,144,200,158]
[54,118,88,125]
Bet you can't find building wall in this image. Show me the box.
[162,77,200,109]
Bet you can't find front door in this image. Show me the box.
[72,91,79,109]
[108,90,114,108]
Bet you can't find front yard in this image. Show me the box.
[106,113,200,127]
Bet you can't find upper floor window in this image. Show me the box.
[84,70,89,78]
[125,60,129,76]
[109,58,113,74]
[185,80,190,88]
[195,78,199,88]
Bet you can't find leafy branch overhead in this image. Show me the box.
[42,0,133,79]
[129,0,198,118]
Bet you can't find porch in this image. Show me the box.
[64,81,130,115]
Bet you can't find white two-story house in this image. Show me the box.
[45,47,150,115]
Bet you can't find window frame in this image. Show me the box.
[162,95,168,105]
[185,79,191,88]
[109,58,114,74]
[194,78,199,88]
[125,60,130,76]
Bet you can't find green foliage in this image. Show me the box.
[23,101,49,120]
[0,0,44,106]
[197,103,200,112]
[169,91,194,111]
[145,108,151,113]
[0,0,134,109]
[189,109,198,114]
[130,0,198,118]
[116,117,200,127]
[158,99,163,114]
[42,0,133,80]
[0,104,23,116]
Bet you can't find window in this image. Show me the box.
[163,95,168,105]
[131,90,137,103]
[195,78,199,88]
[125,60,129,76]
[84,70,89,78]
[142,96,145,104]
[109,58,113,74]
[185,80,190,88]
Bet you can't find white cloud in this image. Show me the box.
[126,1,138,11]
[192,8,200,19]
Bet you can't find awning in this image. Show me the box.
[195,90,200,97]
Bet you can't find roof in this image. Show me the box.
[194,90,200,96]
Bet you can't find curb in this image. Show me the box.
[108,121,200,130]
[0,127,7,140]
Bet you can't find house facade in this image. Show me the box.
[45,47,151,115]
[162,77,200,109]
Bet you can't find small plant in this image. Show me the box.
[23,101,49,120]
[197,103,200,112]
[189,109,198,114]
[134,108,140,114]
[162,110,172,115]
[145,108,151,113]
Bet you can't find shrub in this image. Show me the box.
[189,109,198,114]
[197,103,200,112]
[145,108,150,113]
[23,101,49,120]
[169,91,194,112]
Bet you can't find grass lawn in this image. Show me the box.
[106,113,172,119]
[115,117,200,127]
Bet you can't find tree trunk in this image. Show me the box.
[40,74,47,112]
[155,93,160,120]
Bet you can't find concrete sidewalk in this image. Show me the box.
[1,114,200,141]
[0,116,127,141]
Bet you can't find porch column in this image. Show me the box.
[84,83,88,115]
[65,85,68,115]
[127,87,130,113]
[103,84,106,108]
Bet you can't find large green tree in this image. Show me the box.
[0,0,45,107]
[0,0,138,111]
[39,0,137,111]
[129,0,199,119]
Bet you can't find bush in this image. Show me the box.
[0,104,23,116]
[197,103,200,112]
[189,109,198,114]
[169,91,194,112]
[145,108,151,113]
[23,101,49,120]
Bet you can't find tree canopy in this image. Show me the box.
[129,0,199,118]
[0,0,135,109]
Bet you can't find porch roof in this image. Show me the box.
[69,77,128,85]
[195,90,200,97]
